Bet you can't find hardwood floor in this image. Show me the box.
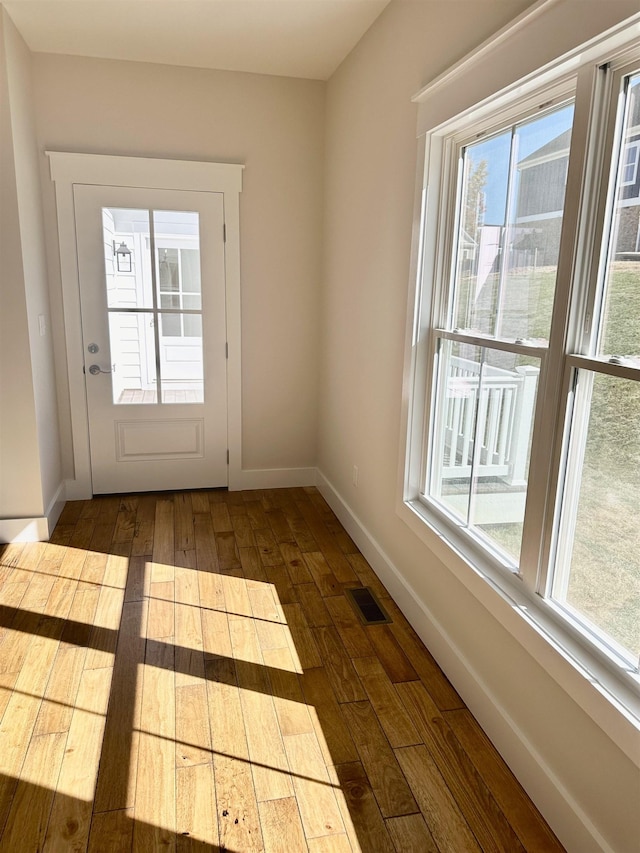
[0,487,565,852]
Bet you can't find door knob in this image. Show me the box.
[88,364,112,375]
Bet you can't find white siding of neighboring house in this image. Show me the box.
[101,210,145,401]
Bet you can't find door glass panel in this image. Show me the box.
[101,207,204,405]
[453,103,574,344]
[429,339,540,564]
[153,211,203,403]
[598,73,640,363]
[108,312,157,404]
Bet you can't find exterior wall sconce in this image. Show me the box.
[113,240,132,273]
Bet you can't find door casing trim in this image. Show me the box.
[47,151,244,496]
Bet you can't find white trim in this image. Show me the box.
[47,152,243,194]
[413,3,640,137]
[412,0,557,103]
[64,478,91,501]
[0,517,50,544]
[45,481,66,535]
[315,469,627,853]
[63,466,317,498]
[0,482,65,543]
[47,152,243,497]
[230,466,316,491]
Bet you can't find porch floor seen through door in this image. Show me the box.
[0,487,565,851]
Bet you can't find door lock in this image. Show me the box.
[88,343,99,353]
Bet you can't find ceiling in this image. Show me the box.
[3,0,392,80]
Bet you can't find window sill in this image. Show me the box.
[397,495,640,765]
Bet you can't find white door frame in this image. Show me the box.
[48,152,244,498]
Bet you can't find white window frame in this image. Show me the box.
[399,8,640,760]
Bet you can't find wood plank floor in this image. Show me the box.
[0,487,565,852]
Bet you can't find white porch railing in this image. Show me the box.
[441,356,539,486]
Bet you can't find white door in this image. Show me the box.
[74,184,228,494]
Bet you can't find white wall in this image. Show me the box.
[0,9,61,528]
[319,1,639,851]
[33,53,324,478]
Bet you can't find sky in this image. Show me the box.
[466,103,575,225]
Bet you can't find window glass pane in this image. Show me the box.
[471,349,540,563]
[430,340,482,523]
[107,312,157,404]
[553,372,640,661]
[161,313,181,337]
[429,340,540,564]
[598,73,640,361]
[453,104,574,343]
[181,248,202,301]
[158,248,179,292]
[160,294,180,309]
[621,142,639,186]
[102,208,152,309]
[184,314,202,338]
[454,132,510,337]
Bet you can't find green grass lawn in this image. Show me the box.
[467,261,640,658]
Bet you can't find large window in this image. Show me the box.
[407,52,640,690]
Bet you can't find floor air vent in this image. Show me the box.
[345,587,392,626]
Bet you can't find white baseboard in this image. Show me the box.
[65,469,316,497]
[229,466,316,491]
[45,482,66,535]
[0,481,67,543]
[0,516,50,543]
[315,468,614,853]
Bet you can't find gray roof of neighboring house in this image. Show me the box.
[518,128,572,168]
